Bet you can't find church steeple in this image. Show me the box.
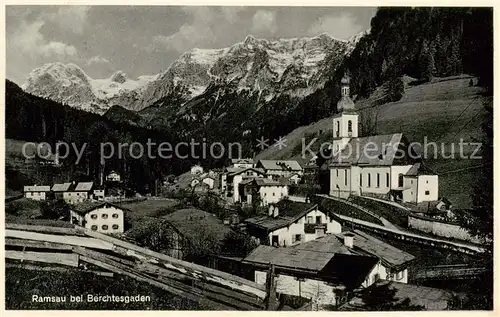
[337,73,355,112]
[332,73,359,154]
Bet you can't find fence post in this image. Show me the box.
[265,263,279,310]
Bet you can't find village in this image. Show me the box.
[7,74,490,311]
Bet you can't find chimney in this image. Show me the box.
[268,205,274,216]
[273,206,279,218]
[343,233,354,248]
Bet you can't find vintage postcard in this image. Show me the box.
[2,4,494,312]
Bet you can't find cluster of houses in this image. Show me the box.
[15,74,458,310]
[24,181,105,204]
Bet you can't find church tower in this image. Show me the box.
[332,73,359,154]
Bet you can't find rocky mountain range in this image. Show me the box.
[22,33,363,114]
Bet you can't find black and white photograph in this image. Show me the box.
[3,5,494,311]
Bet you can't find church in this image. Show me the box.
[328,75,439,205]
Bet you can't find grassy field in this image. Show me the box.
[119,198,181,225]
[256,75,489,208]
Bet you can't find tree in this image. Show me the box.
[40,199,70,220]
[359,107,380,136]
[360,283,425,311]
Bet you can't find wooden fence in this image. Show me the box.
[5,223,272,310]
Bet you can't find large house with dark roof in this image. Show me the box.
[220,166,267,203]
[327,74,438,204]
[245,200,342,246]
[69,201,125,234]
[242,229,415,308]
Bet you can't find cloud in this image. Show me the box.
[87,55,110,65]
[251,10,277,35]
[44,6,90,35]
[148,7,243,53]
[308,13,363,40]
[10,18,78,58]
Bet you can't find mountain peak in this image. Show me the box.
[110,71,128,84]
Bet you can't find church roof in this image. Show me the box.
[337,96,356,111]
[329,133,405,167]
[405,162,437,176]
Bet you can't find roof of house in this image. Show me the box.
[405,162,437,176]
[52,183,72,192]
[231,158,254,164]
[24,185,51,192]
[227,167,265,176]
[74,182,94,191]
[71,201,124,215]
[338,280,463,311]
[243,239,379,289]
[256,160,303,171]
[329,133,414,167]
[245,200,317,232]
[334,230,415,269]
[161,208,232,244]
[252,178,290,187]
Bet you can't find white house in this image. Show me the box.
[230,158,254,169]
[328,74,438,205]
[245,200,342,246]
[221,167,267,203]
[23,185,51,201]
[70,201,125,234]
[255,160,303,179]
[242,229,415,309]
[106,171,121,182]
[190,164,204,175]
[242,178,290,206]
[201,175,215,189]
[63,182,94,204]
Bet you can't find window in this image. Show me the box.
[112,213,119,219]
[294,234,302,243]
[386,173,390,187]
[336,122,340,137]
[336,169,339,177]
[112,224,119,230]
[425,190,430,195]
[426,180,429,184]
[91,214,97,220]
[368,174,371,187]
[102,225,108,230]
[272,192,275,196]
[102,214,108,219]
[347,120,352,133]
[396,271,403,280]
[360,173,363,187]
[398,173,404,187]
[316,216,322,224]
[306,216,313,224]
[377,173,380,188]
[344,170,348,186]
[91,225,98,231]
[410,180,413,185]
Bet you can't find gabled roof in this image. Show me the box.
[231,158,254,164]
[52,183,72,192]
[330,133,412,167]
[74,182,94,191]
[256,160,303,171]
[161,208,231,243]
[227,167,265,176]
[24,185,51,192]
[335,230,415,269]
[245,201,317,231]
[405,162,437,176]
[71,201,124,216]
[242,238,379,289]
[252,178,290,187]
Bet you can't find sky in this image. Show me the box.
[6,6,377,85]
